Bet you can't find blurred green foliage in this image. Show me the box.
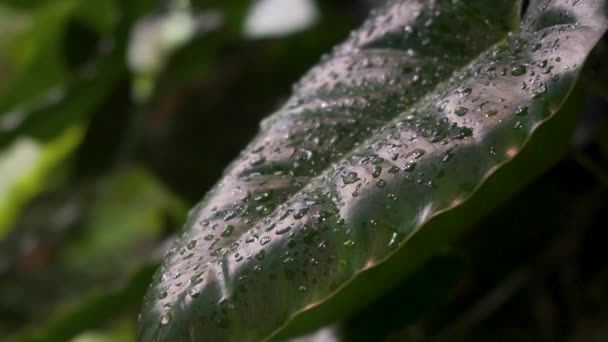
[0,0,607,341]
[0,0,361,340]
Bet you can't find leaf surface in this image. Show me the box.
[138,0,608,340]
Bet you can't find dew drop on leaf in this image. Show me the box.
[515,106,529,116]
[372,165,382,178]
[189,288,200,298]
[293,207,309,219]
[160,313,172,325]
[249,156,266,166]
[256,250,266,260]
[388,166,400,173]
[221,225,234,237]
[342,171,359,184]
[455,106,468,116]
[510,65,527,76]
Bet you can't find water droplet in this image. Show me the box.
[455,107,468,116]
[255,250,266,260]
[159,291,168,299]
[187,240,197,250]
[485,109,498,117]
[260,236,271,245]
[293,208,309,219]
[511,65,527,76]
[376,179,386,188]
[460,87,472,97]
[191,274,203,284]
[223,211,236,221]
[249,156,266,166]
[342,171,359,185]
[403,162,416,172]
[276,226,291,235]
[372,165,382,178]
[372,156,384,165]
[515,106,528,116]
[533,83,547,98]
[189,288,200,298]
[388,232,403,249]
[160,313,172,325]
[254,192,271,202]
[204,234,214,241]
[221,225,234,237]
[344,240,355,247]
[411,148,426,159]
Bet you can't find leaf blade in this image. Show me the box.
[138,0,608,340]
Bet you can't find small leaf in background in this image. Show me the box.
[0,1,75,113]
[0,126,83,237]
[128,0,223,102]
[0,163,186,340]
[243,0,319,39]
[61,165,185,276]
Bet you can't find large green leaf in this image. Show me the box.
[137,0,608,340]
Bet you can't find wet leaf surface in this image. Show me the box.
[137,0,608,340]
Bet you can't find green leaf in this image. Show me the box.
[61,165,185,275]
[74,0,118,34]
[137,0,608,340]
[0,0,121,113]
[243,0,319,39]
[0,1,75,112]
[70,319,134,342]
[0,48,124,236]
[7,263,157,342]
[0,126,83,237]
